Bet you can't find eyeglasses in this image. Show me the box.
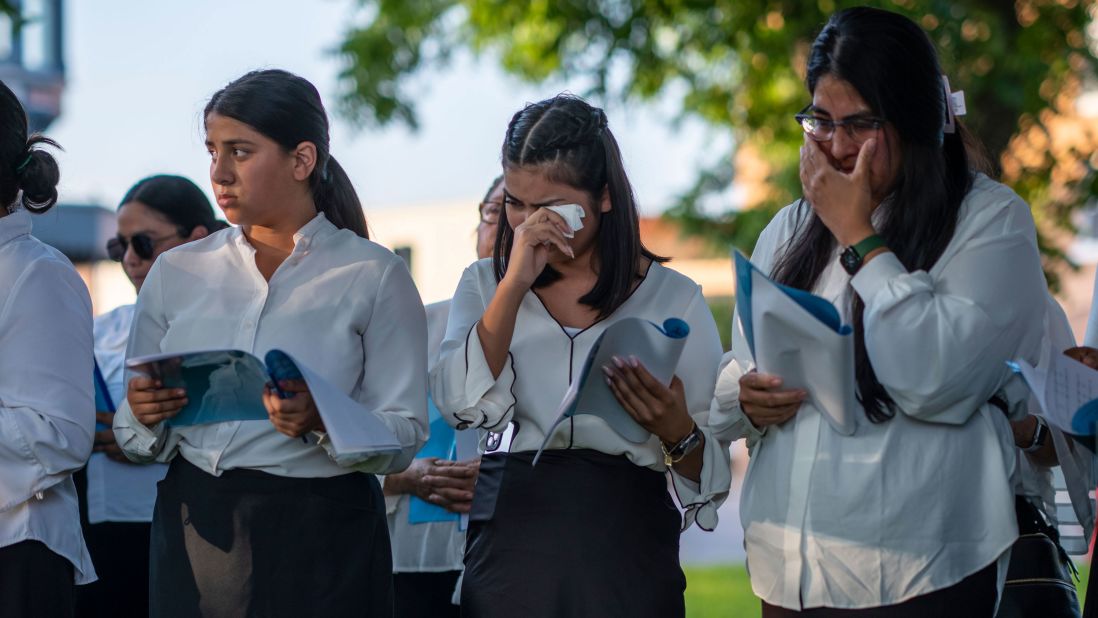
[106,232,178,262]
[479,201,502,225]
[794,105,885,143]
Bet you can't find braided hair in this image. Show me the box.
[494,94,667,318]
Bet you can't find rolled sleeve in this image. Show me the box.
[430,265,516,433]
[849,197,1046,425]
[0,259,94,511]
[337,259,429,474]
[668,287,730,531]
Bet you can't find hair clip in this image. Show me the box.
[941,76,967,135]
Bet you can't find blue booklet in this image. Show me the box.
[125,349,402,459]
[93,358,115,430]
[408,395,461,525]
[733,250,857,435]
[734,251,851,357]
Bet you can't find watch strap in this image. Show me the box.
[851,234,886,258]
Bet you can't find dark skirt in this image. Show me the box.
[0,540,74,618]
[150,457,392,618]
[461,449,685,618]
[761,560,999,618]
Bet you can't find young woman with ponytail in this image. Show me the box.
[112,69,428,616]
[0,80,96,616]
[430,94,728,617]
[710,7,1048,616]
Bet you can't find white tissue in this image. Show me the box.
[545,204,586,238]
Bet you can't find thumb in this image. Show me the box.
[853,138,877,183]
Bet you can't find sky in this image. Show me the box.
[44,0,730,216]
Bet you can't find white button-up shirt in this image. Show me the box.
[430,259,729,530]
[87,304,168,523]
[0,209,96,583]
[712,175,1046,609]
[113,213,428,477]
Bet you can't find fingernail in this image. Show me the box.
[175,389,185,396]
[612,356,626,369]
[628,355,640,368]
[769,377,781,386]
[601,365,613,378]
[604,377,613,387]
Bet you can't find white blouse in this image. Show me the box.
[386,300,465,573]
[0,210,96,583]
[87,304,168,523]
[430,259,729,530]
[113,213,428,477]
[712,174,1047,610]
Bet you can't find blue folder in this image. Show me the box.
[408,395,461,525]
[93,358,115,430]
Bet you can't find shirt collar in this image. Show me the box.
[230,211,338,255]
[0,210,33,248]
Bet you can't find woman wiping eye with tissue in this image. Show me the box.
[431,94,728,618]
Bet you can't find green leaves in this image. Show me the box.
[337,0,1096,276]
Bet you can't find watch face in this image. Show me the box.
[840,248,861,274]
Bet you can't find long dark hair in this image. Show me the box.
[495,94,667,318]
[204,69,368,238]
[0,81,61,214]
[120,174,228,234]
[771,7,990,422]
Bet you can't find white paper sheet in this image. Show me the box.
[1010,351,1098,436]
[533,317,689,464]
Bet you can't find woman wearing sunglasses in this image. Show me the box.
[712,8,1047,616]
[0,81,95,616]
[76,175,223,618]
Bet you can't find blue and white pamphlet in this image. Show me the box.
[734,250,856,435]
[533,316,691,465]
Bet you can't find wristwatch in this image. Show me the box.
[840,234,887,275]
[1022,416,1049,453]
[661,423,703,467]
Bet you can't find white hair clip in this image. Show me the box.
[942,75,967,134]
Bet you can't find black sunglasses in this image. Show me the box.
[106,232,177,262]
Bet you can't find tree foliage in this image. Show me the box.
[339,1,1098,287]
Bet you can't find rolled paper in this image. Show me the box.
[545,203,586,238]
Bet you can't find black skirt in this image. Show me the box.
[461,449,685,618]
[150,457,392,618]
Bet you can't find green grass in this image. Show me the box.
[685,565,759,618]
[684,563,1091,617]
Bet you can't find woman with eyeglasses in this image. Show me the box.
[711,8,1047,616]
[0,80,95,616]
[431,95,728,617]
[75,175,224,618]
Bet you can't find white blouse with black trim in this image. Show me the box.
[430,258,730,530]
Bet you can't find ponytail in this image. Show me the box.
[0,81,62,214]
[312,156,367,239]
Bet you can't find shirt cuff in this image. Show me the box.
[709,358,766,446]
[849,250,908,308]
[670,425,732,532]
[452,324,515,433]
[112,402,166,461]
